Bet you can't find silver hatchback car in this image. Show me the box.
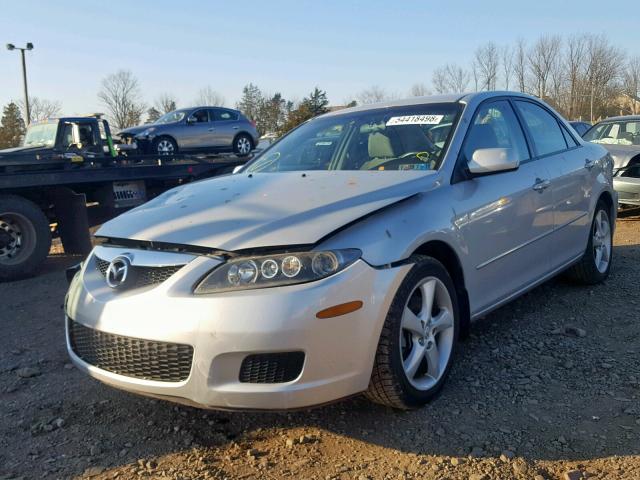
[119,106,260,156]
[65,92,616,410]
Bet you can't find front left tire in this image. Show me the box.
[366,255,460,409]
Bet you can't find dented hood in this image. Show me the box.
[97,170,436,251]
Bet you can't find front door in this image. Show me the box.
[451,100,555,314]
[180,109,214,149]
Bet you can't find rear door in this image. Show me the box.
[451,100,554,313]
[209,108,240,147]
[513,100,591,268]
[180,109,214,149]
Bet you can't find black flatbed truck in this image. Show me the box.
[0,116,245,281]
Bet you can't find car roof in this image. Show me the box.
[321,91,540,118]
[595,115,640,123]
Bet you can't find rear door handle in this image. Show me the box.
[584,158,596,170]
[208,128,215,132]
[232,126,239,130]
[532,178,551,192]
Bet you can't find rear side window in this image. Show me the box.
[461,100,530,163]
[212,109,238,121]
[514,101,567,156]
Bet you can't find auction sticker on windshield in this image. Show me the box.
[386,115,444,126]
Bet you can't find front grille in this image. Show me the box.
[68,319,193,382]
[239,352,305,384]
[95,256,182,288]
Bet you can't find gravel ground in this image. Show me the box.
[1,209,639,480]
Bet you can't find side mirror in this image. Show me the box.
[232,165,243,174]
[468,148,519,175]
[186,117,196,125]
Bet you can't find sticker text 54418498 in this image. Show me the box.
[386,115,444,126]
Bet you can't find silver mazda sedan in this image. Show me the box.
[65,92,617,410]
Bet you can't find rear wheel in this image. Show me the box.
[565,201,613,284]
[0,195,51,281]
[366,256,459,409]
[153,136,178,155]
[233,134,253,157]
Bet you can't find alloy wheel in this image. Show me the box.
[592,209,611,274]
[400,276,455,390]
[156,139,175,154]
[237,137,251,155]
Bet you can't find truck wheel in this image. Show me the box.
[153,137,178,155]
[233,134,253,157]
[0,195,52,282]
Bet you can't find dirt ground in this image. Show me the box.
[1,209,639,480]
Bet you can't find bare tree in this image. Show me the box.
[622,56,640,114]
[432,64,470,93]
[514,38,528,93]
[17,97,62,122]
[501,45,514,90]
[98,70,145,130]
[566,34,588,118]
[155,93,178,113]
[474,42,500,90]
[527,35,562,98]
[409,83,431,97]
[356,86,390,104]
[194,86,225,106]
[583,34,624,121]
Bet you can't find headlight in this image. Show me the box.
[139,127,156,137]
[194,249,361,294]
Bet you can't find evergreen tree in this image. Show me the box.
[146,107,161,123]
[0,102,26,149]
[302,87,329,116]
[278,87,329,135]
[236,83,263,122]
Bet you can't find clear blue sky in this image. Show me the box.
[1,0,639,116]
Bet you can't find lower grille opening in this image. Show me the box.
[68,319,193,382]
[239,352,305,384]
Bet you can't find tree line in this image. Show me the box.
[2,32,639,148]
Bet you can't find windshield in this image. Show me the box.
[584,120,640,146]
[155,110,188,124]
[23,123,58,147]
[246,104,460,173]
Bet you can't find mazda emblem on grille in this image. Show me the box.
[106,255,132,288]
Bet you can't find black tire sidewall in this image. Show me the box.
[0,195,51,281]
[387,257,460,406]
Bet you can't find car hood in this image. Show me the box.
[598,144,640,168]
[97,170,438,251]
[118,125,152,136]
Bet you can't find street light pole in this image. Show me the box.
[6,42,34,125]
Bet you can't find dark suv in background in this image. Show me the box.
[119,107,259,156]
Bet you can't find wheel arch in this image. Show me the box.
[153,134,179,150]
[411,240,471,338]
[597,190,615,222]
[233,131,255,148]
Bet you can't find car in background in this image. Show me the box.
[583,115,640,206]
[65,92,616,411]
[570,121,591,136]
[119,107,259,157]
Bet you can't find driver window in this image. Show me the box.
[190,109,209,123]
[462,101,529,163]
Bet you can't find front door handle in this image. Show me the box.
[232,126,239,130]
[208,128,215,132]
[584,158,596,170]
[532,178,551,192]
